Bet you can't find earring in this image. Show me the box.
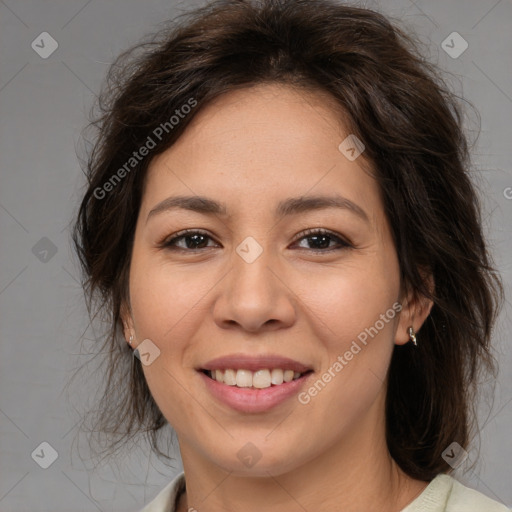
[408,326,417,346]
[129,334,134,346]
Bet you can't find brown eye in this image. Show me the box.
[160,230,219,251]
[292,229,351,252]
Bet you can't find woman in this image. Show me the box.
[72,0,509,510]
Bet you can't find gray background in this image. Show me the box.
[0,0,511,510]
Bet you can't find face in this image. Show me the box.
[123,83,423,477]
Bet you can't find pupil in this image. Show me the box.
[310,235,330,249]
[187,234,206,249]
[184,234,332,250]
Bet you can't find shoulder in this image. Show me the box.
[447,475,510,512]
[402,474,510,512]
[138,471,186,512]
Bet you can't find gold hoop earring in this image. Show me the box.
[408,326,417,346]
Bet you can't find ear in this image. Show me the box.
[120,301,135,346]
[395,270,435,346]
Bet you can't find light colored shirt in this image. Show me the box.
[139,471,511,512]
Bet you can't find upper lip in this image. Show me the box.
[199,354,313,373]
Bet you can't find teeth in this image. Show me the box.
[271,368,284,385]
[284,370,295,383]
[235,369,252,388]
[223,369,237,386]
[207,368,305,388]
[253,369,271,389]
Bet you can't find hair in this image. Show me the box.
[71,0,504,481]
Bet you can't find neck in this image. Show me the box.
[176,396,428,512]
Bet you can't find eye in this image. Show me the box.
[291,228,352,252]
[159,229,219,251]
[158,228,352,253]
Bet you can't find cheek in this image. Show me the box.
[129,251,212,340]
[128,258,213,427]
[296,253,400,406]
[126,249,204,369]
[299,255,400,350]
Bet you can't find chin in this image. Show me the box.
[205,441,308,478]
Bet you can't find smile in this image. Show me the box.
[202,368,311,388]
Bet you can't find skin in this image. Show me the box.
[122,83,434,512]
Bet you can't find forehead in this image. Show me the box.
[155,83,351,166]
[142,83,382,227]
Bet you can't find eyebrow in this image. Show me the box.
[146,194,370,224]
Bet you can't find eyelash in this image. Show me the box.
[158,228,352,253]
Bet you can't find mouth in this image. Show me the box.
[200,368,314,389]
[196,354,315,412]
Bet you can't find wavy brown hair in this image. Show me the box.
[71,0,504,480]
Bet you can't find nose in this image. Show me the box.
[212,243,297,333]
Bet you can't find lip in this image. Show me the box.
[199,353,313,373]
[199,370,314,413]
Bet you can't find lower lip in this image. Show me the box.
[199,371,312,413]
